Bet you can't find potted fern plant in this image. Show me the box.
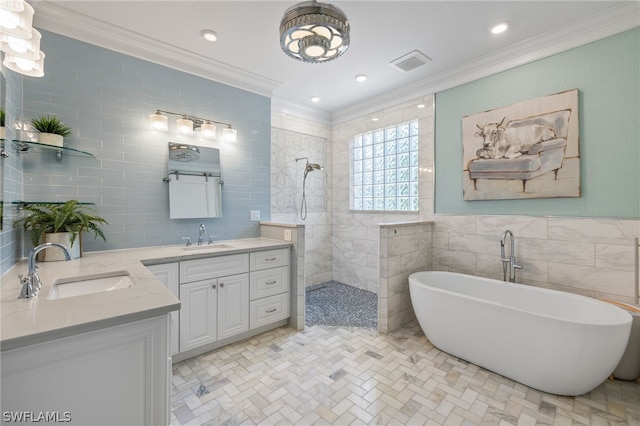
[14,200,108,261]
[30,115,72,147]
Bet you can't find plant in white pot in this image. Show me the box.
[14,200,108,261]
[30,115,72,147]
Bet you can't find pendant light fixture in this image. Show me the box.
[279,0,350,63]
[0,0,46,77]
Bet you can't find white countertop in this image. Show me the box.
[1,237,291,351]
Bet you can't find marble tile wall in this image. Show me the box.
[431,215,640,304]
[331,96,435,293]
[378,222,433,333]
[270,113,332,288]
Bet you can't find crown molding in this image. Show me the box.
[331,1,640,125]
[32,2,281,98]
[271,97,332,126]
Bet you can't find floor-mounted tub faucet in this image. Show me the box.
[18,242,73,299]
[500,230,522,283]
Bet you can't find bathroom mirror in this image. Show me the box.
[167,142,222,219]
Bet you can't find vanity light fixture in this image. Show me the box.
[149,109,237,142]
[0,0,45,77]
[279,0,350,63]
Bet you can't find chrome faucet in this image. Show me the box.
[500,230,522,283]
[18,243,73,299]
[198,224,206,246]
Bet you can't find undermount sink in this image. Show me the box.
[47,271,134,300]
[183,243,234,251]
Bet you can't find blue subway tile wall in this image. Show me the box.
[0,67,24,274]
[20,30,271,254]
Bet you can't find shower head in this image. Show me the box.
[295,157,323,173]
[306,163,323,172]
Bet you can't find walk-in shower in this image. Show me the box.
[295,157,323,220]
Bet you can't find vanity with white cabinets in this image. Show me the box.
[0,238,291,425]
[146,246,290,362]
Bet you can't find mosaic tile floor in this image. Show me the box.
[305,281,377,328]
[171,322,640,425]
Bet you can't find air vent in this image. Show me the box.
[390,50,431,72]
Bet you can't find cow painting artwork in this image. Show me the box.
[462,89,580,200]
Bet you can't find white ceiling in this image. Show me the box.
[32,1,639,122]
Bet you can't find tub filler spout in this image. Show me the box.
[500,229,522,282]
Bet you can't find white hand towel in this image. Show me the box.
[169,175,222,219]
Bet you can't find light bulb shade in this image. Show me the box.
[0,28,41,58]
[222,127,237,142]
[176,117,194,135]
[0,0,24,12]
[200,122,216,139]
[0,0,33,38]
[280,1,349,63]
[3,50,44,77]
[149,112,168,131]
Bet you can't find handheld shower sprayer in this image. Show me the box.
[295,157,324,220]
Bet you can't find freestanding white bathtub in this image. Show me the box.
[408,271,632,396]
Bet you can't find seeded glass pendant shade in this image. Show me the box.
[200,121,216,139]
[3,50,44,76]
[0,0,33,38]
[149,111,169,131]
[0,27,40,58]
[176,117,194,135]
[222,127,237,143]
[279,0,350,63]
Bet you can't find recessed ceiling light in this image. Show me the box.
[355,74,367,82]
[201,29,218,42]
[491,22,509,34]
[311,96,320,103]
[371,117,379,122]
[417,103,425,109]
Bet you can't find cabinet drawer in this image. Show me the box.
[250,293,290,329]
[180,254,249,283]
[250,266,289,300]
[250,248,290,271]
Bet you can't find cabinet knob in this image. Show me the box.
[219,283,225,288]
[212,284,216,289]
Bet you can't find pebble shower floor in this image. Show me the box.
[305,281,378,328]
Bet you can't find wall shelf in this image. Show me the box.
[11,140,96,161]
[12,201,96,209]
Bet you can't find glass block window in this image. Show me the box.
[352,120,419,211]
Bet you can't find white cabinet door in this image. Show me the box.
[146,263,180,356]
[217,273,249,339]
[179,279,217,352]
[1,315,170,426]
